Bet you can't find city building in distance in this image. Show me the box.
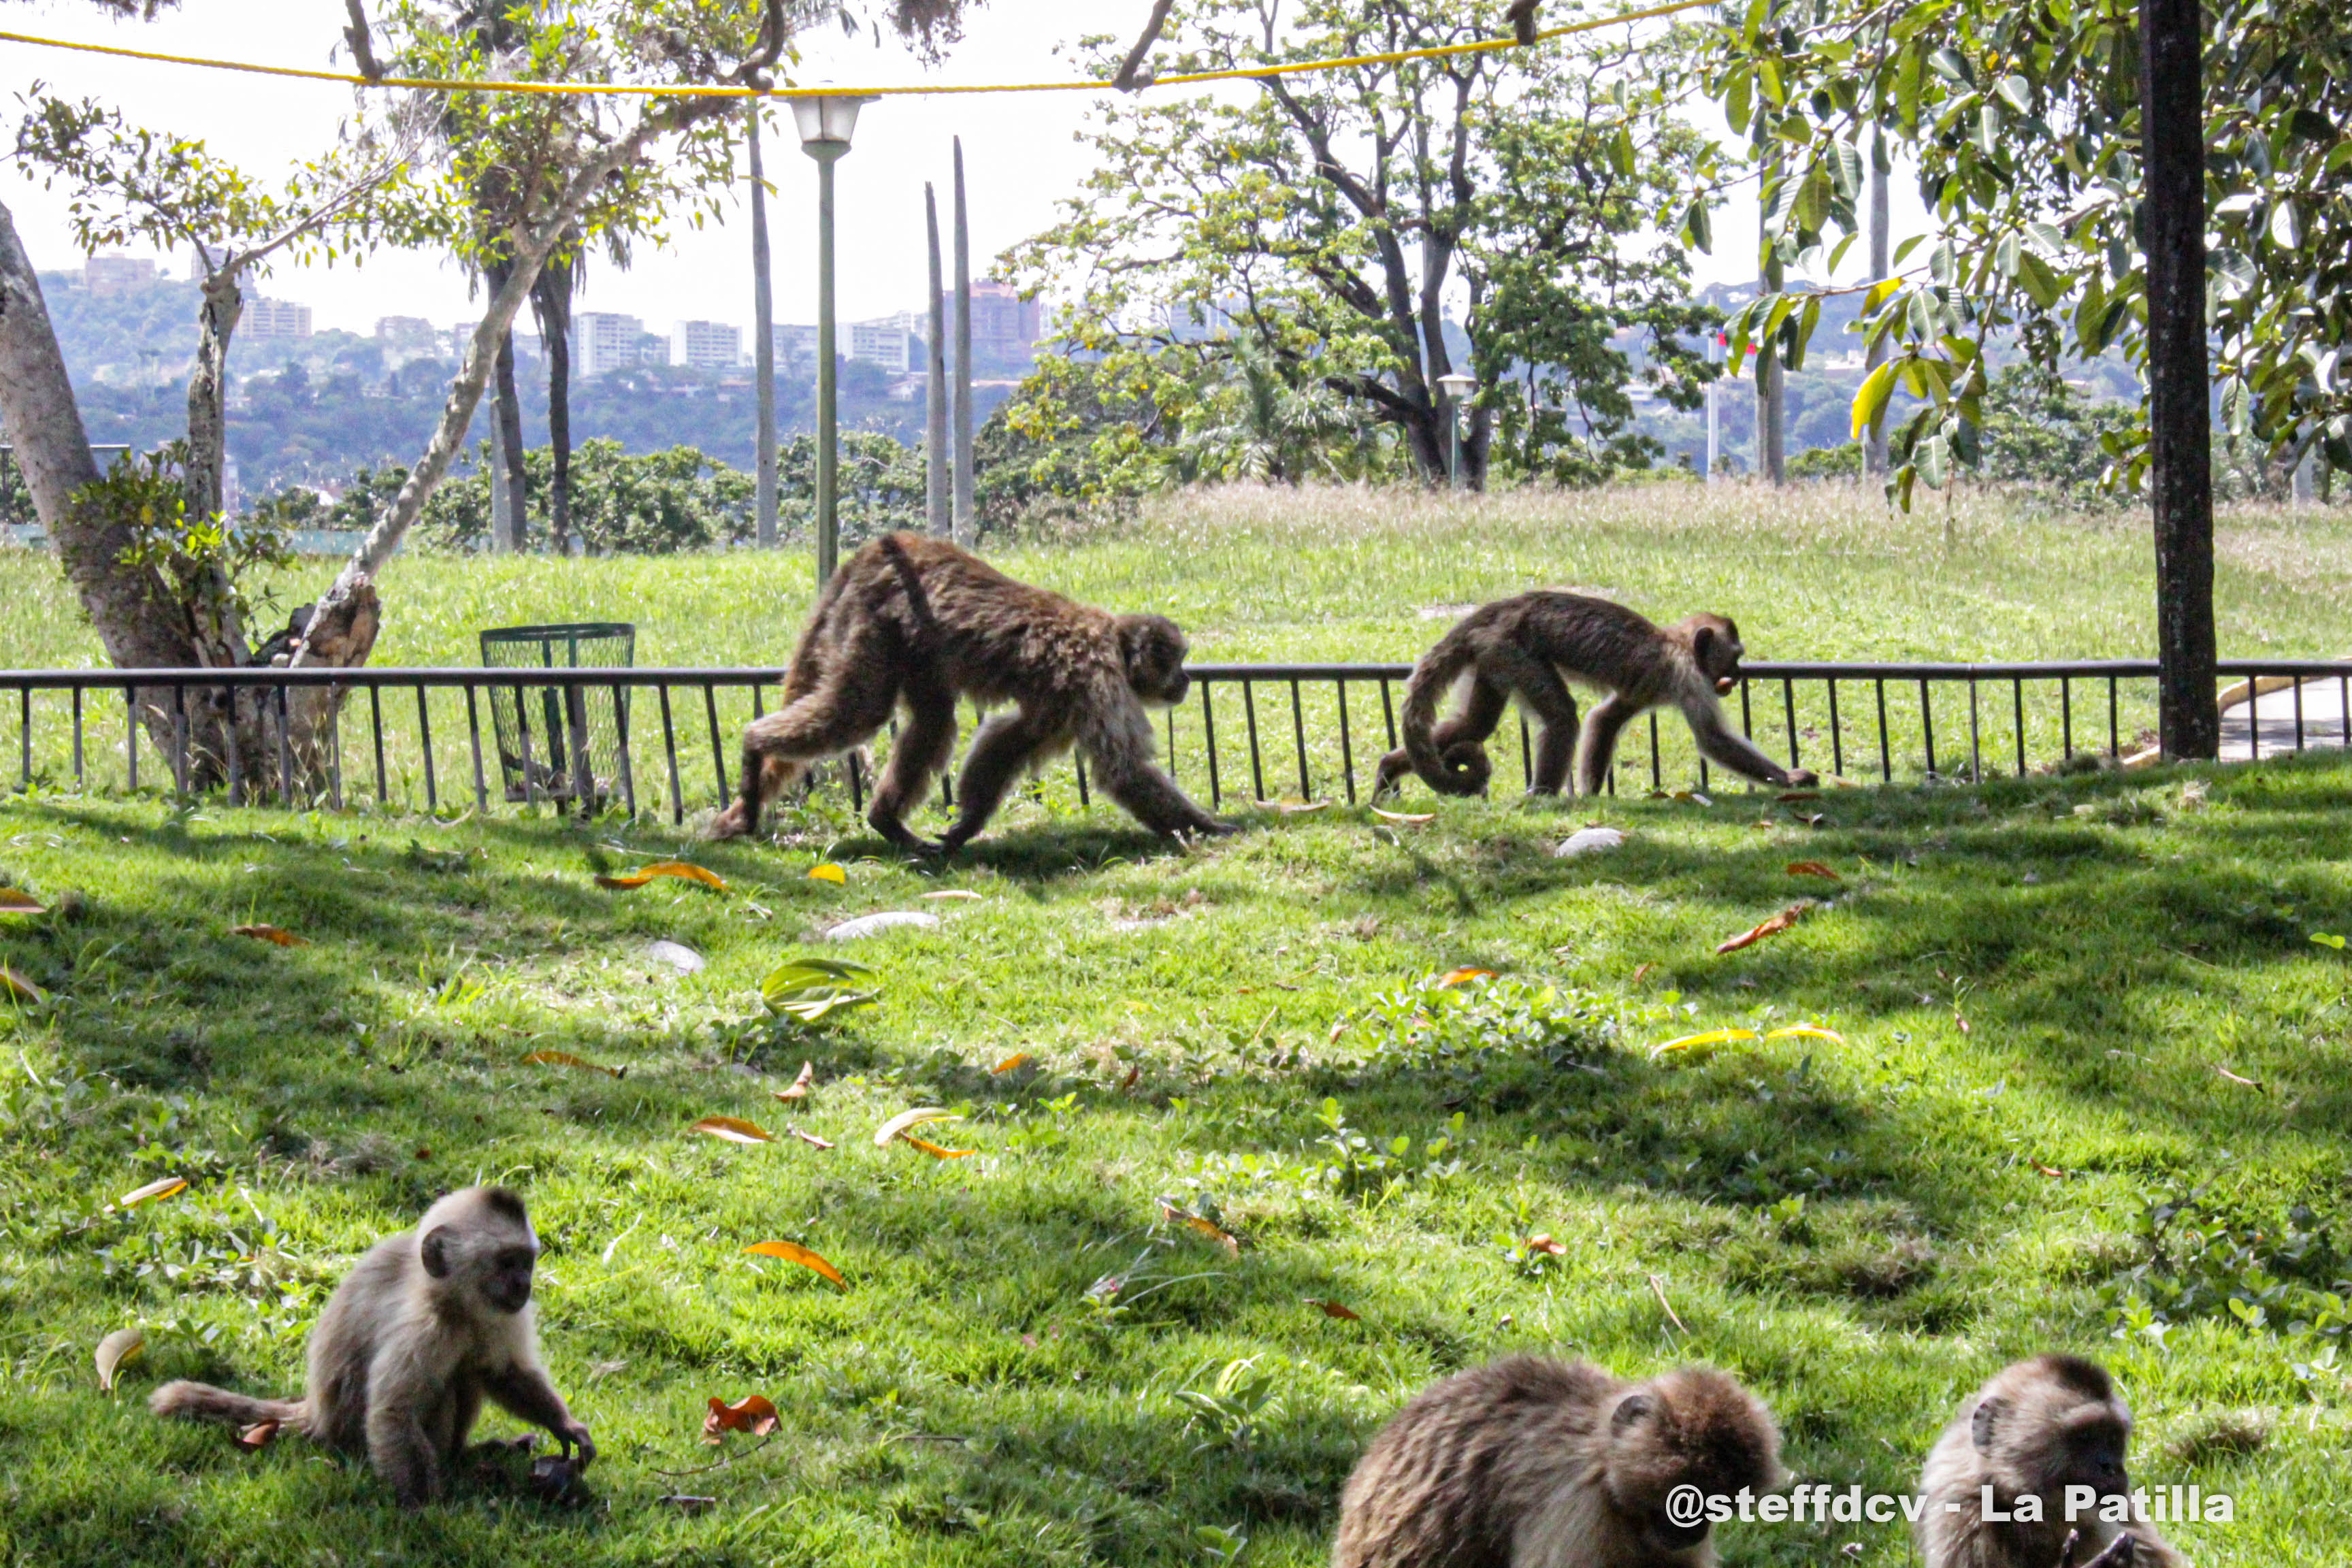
[672,319,743,372]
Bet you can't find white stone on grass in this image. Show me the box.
[1553,826,1627,858]
[825,911,942,941]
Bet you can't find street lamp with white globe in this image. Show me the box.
[793,92,874,586]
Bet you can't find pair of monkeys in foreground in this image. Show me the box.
[1338,1352,2180,1568]
[707,534,1809,853]
[152,1189,2179,1568]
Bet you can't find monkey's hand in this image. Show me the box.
[1783,767,1819,788]
[557,1418,596,1469]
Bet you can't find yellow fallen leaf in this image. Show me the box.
[1716,902,1810,954]
[233,924,308,947]
[991,1053,1032,1074]
[1648,1028,1759,1059]
[689,1116,775,1145]
[873,1107,960,1147]
[808,863,847,885]
[772,1060,815,1101]
[1371,806,1435,826]
[1765,1025,1847,1045]
[1524,1234,1568,1256]
[703,1394,780,1441]
[743,1239,845,1286]
[0,964,44,1003]
[595,860,730,892]
[1159,1200,1241,1255]
[235,1420,280,1451]
[0,888,47,915]
[94,1326,144,1390]
[1436,966,1495,988]
[904,1134,975,1159]
[119,1176,189,1207]
[524,1049,623,1078]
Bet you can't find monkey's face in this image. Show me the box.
[1117,615,1192,706]
[2041,1409,2131,1499]
[421,1222,540,1314]
[1603,1376,1782,1554]
[1688,615,1746,696]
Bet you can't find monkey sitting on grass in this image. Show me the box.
[151,1186,591,1508]
[1375,591,1817,800]
[1333,1355,1784,1567]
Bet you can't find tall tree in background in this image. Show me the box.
[1007,0,1719,489]
[1708,0,2350,756]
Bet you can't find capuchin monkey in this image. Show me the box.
[1374,591,1816,800]
[151,1186,591,1508]
[1333,1355,1784,1568]
[710,532,1232,853]
[1916,1356,2185,1568]
[1507,0,1541,45]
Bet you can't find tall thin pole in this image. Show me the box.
[2138,0,2217,757]
[488,404,512,551]
[1757,198,1786,485]
[814,145,843,585]
[950,137,975,546]
[924,184,949,534]
[1705,330,1721,480]
[1447,397,1464,491]
[1863,123,1890,481]
[749,100,779,549]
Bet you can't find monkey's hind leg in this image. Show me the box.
[711,654,901,840]
[1477,647,1580,796]
[1572,692,1638,796]
[866,682,956,854]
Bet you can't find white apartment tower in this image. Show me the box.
[575,311,647,377]
[672,319,742,371]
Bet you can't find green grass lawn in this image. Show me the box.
[3,756,2351,1565]
[2,487,2351,1565]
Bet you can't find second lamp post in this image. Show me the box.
[793,93,875,587]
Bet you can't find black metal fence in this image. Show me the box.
[1,659,2347,824]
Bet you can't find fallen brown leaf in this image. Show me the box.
[525,1049,623,1078]
[919,889,983,901]
[0,888,48,915]
[1305,1298,1360,1320]
[1524,1234,1567,1256]
[233,924,308,947]
[2212,1064,2267,1092]
[689,1115,775,1145]
[772,1060,815,1101]
[2031,1161,2068,1178]
[785,1126,835,1149]
[1628,962,1656,986]
[659,1494,718,1515]
[1715,903,1809,954]
[1784,860,1842,881]
[1370,806,1435,826]
[0,964,44,1003]
[235,1420,280,1451]
[743,1239,846,1286]
[874,1108,959,1146]
[703,1394,781,1443]
[1159,1200,1242,1256]
[594,860,730,892]
[94,1326,144,1390]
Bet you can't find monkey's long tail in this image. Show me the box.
[1398,639,1493,797]
[150,1380,308,1432]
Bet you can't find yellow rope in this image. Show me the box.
[0,1,1715,101]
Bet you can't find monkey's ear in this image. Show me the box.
[1610,1392,1657,1435]
[1690,625,1716,665]
[1971,1395,2011,1452]
[419,1225,455,1279]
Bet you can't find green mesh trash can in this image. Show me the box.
[478,623,634,808]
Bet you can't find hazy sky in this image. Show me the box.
[0,1,1912,338]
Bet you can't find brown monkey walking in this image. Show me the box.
[710,532,1232,852]
[1333,1354,1783,1568]
[151,1187,591,1508]
[1374,591,1816,800]
[1916,1356,2185,1568]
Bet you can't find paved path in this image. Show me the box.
[2219,675,2352,762]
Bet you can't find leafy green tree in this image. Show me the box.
[1006,0,1720,489]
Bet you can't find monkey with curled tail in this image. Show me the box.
[151,1186,591,1507]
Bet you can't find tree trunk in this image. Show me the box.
[532,254,574,554]
[749,103,780,548]
[183,267,252,667]
[924,182,949,534]
[950,137,975,546]
[2138,0,2218,759]
[485,254,531,555]
[1757,192,1787,485]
